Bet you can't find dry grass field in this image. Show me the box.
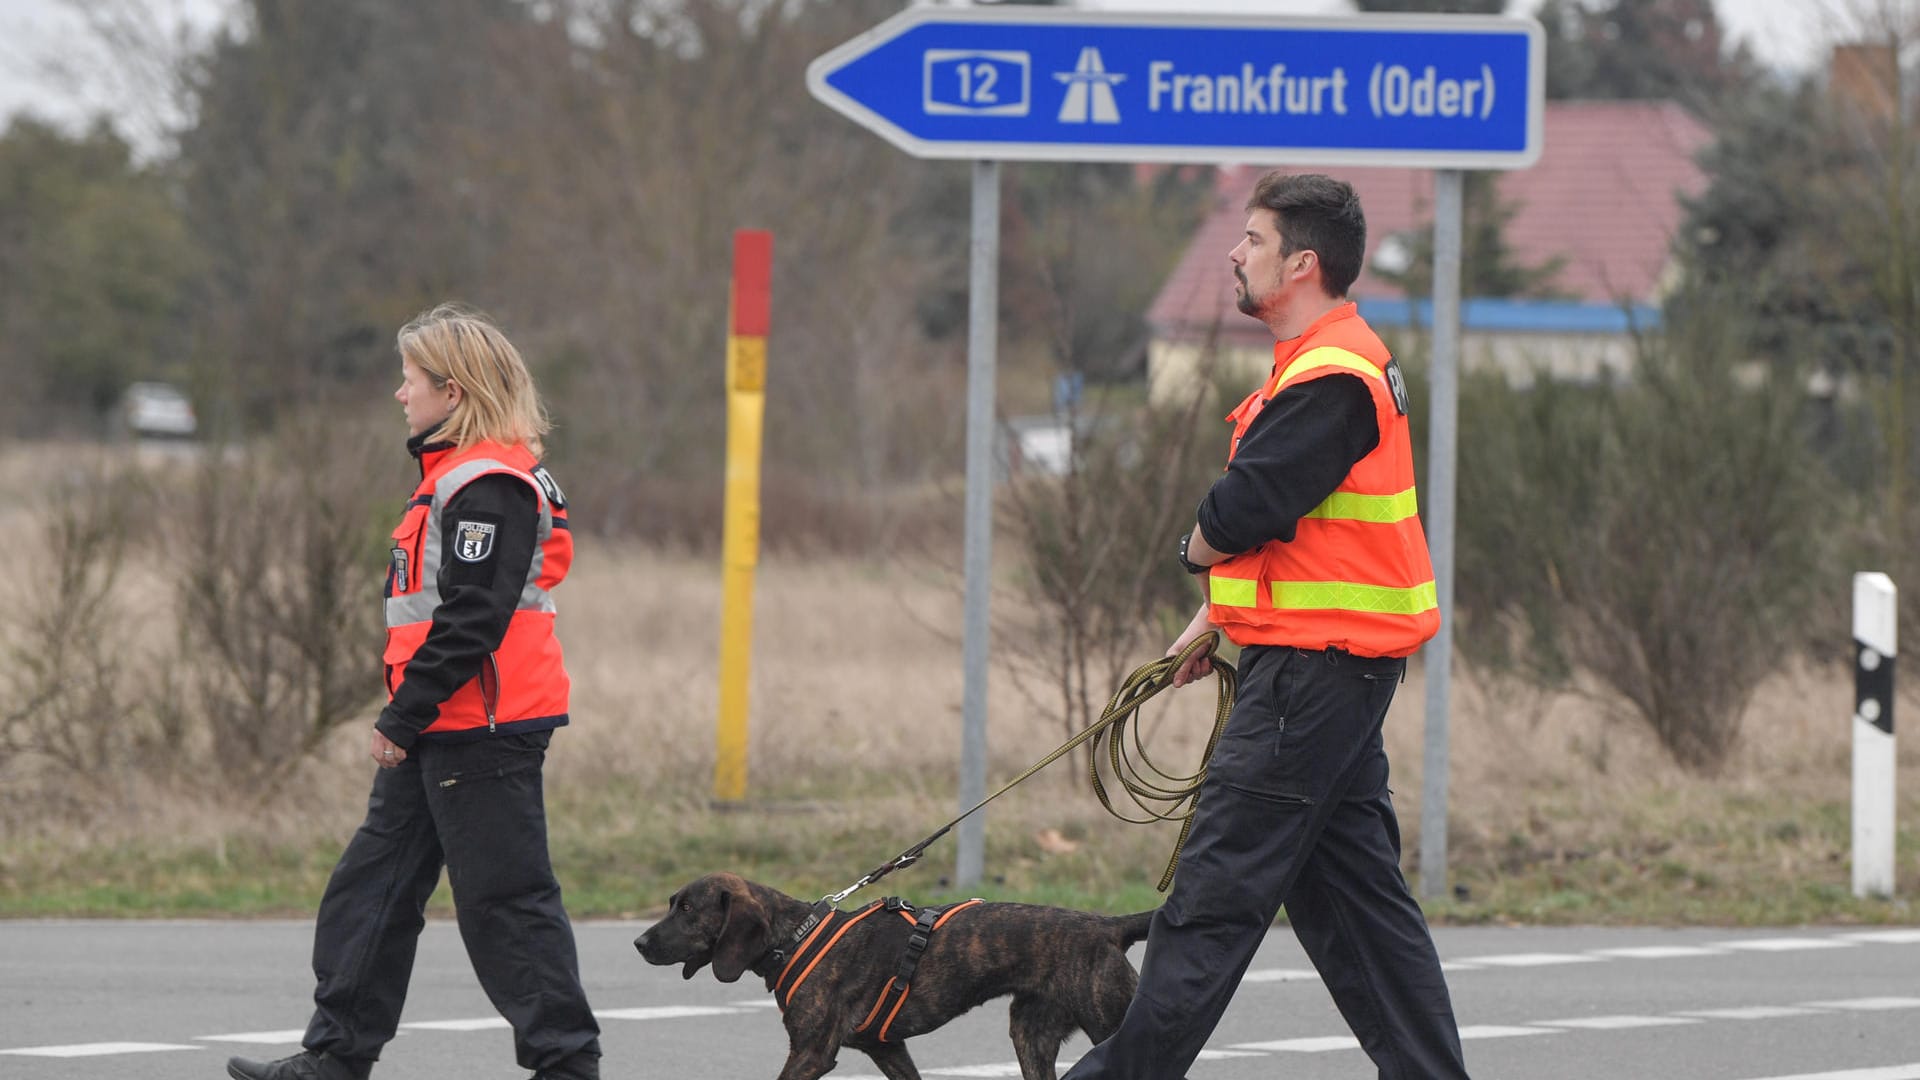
[0,447,1914,924]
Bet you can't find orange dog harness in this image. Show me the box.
[772,897,984,1044]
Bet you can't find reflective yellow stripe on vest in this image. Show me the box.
[1210,576,1438,615]
[1301,487,1419,524]
[1273,580,1438,615]
[1210,575,1259,608]
[1274,346,1385,389]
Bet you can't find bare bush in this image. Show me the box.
[1002,386,1223,752]
[0,463,149,782]
[165,413,399,783]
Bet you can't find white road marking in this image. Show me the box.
[1679,1006,1829,1021]
[1589,945,1728,959]
[1240,967,1321,983]
[1458,1025,1561,1040]
[1797,998,1920,1011]
[1233,929,1913,988]
[1534,1014,1702,1030]
[0,1042,201,1057]
[595,1005,746,1021]
[196,1029,309,1044]
[1231,1034,1361,1052]
[1840,930,1920,945]
[1462,952,1603,967]
[400,1017,510,1031]
[1738,1065,1920,1080]
[1717,937,1858,952]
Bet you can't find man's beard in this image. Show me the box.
[1234,268,1262,317]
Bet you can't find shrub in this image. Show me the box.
[1452,299,1835,772]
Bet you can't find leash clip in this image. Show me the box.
[823,875,872,907]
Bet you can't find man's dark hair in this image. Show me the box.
[1246,172,1366,298]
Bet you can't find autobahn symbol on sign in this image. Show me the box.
[807,8,1544,168]
[1056,47,1124,124]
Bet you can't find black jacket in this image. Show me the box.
[1196,373,1379,556]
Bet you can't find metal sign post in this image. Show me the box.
[956,159,999,888]
[1418,171,1462,901]
[809,7,1544,889]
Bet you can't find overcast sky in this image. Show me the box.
[0,0,1884,141]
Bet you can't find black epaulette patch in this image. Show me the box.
[531,465,567,510]
[1384,358,1410,417]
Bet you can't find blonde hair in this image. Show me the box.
[397,303,551,455]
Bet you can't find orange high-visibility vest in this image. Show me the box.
[1207,303,1439,658]
[383,438,572,735]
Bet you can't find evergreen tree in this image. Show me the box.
[1537,0,1756,107]
[0,119,192,434]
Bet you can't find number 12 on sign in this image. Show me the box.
[924,50,1031,116]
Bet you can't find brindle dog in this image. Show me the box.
[634,872,1154,1080]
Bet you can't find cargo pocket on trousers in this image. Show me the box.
[1210,650,1311,804]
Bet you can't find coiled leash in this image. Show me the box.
[823,630,1238,908]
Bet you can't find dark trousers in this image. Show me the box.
[1064,645,1468,1080]
[302,730,601,1071]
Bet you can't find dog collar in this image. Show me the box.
[754,899,832,973]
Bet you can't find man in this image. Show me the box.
[1063,172,1468,1080]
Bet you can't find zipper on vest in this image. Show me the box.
[482,653,500,733]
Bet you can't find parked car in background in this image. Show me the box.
[119,381,197,441]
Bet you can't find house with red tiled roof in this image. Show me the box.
[1146,100,1712,403]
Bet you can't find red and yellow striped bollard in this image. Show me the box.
[714,230,771,802]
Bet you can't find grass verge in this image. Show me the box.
[3,772,1914,926]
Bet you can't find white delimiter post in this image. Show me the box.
[1852,571,1897,899]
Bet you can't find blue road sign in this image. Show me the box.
[808,9,1544,168]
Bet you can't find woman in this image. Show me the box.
[229,304,601,1080]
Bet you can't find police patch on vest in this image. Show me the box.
[454,520,498,563]
[1384,358,1410,417]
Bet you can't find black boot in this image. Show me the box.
[226,1050,371,1080]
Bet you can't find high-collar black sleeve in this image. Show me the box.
[376,474,539,747]
[1195,372,1379,556]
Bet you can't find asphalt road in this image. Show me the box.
[3,918,1919,1079]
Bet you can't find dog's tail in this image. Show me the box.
[1113,910,1156,946]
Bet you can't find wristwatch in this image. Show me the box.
[1177,530,1209,575]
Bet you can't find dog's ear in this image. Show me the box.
[710,881,772,983]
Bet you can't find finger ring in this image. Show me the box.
[383,749,395,757]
